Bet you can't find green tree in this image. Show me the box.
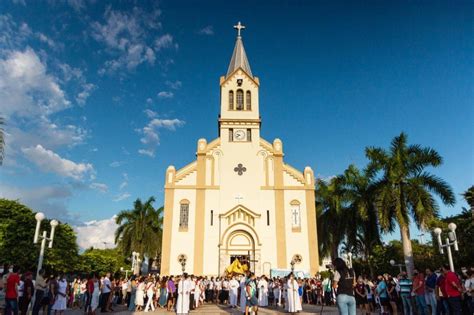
[79,248,131,276]
[358,240,443,277]
[316,176,349,260]
[461,185,474,220]
[342,165,381,276]
[365,132,455,276]
[114,197,163,272]
[0,199,80,273]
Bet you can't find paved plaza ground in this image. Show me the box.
[64,304,340,314]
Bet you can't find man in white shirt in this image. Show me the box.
[121,280,128,305]
[100,273,112,312]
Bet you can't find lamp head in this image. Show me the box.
[348,252,352,258]
[50,220,58,227]
[35,212,45,222]
[120,267,124,271]
[448,223,457,232]
[433,227,442,235]
[390,259,395,266]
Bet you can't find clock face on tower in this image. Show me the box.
[234,129,246,141]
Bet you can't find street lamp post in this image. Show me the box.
[120,267,131,279]
[33,212,58,280]
[390,260,405,273]
[132,251,141,275]
[433,223,459,272]
[343,252,353,269]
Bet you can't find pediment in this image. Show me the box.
[220,205,261,227]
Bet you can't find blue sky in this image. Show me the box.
[0,1,472,248]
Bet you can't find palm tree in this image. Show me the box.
[0,117,4,165]
[343,164,381,276]
[461,186,474,220]
[366,132,455,276]
[316,176,350,261]
[115,197,164,273]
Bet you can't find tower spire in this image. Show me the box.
[226,21,252,78]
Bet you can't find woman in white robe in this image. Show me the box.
[194,279,201,309]
[52,275,68,314]
[287,275,302,313]
[176,276,191,315]
[229,276,239,307]
[90,278,100,313]
[258,277,269,307]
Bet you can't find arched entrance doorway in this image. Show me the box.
[219,229,260,274]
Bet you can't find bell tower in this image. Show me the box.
[219,22,260,144]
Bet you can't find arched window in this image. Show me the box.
[228,91,234,110]
[236,89,244,110]
[179,200,190,229]
[290,200,301,230]
[246,91,251,110]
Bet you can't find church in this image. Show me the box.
[160,23,319,277]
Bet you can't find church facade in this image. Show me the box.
[160,24,319,276]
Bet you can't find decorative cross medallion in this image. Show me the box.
[234,163,247,176]
[234,21,245,37]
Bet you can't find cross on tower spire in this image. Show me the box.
[234,21,245,38]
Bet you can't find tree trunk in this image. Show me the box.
[400,225,414,277]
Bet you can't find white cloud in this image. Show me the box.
[137,116,184,158]
[157,91,173,98]
[90,182,108,193]
[165,80,182,90]
[198,25,214,36]
[154,34,174,50]
[75,216,118,250]
[0,48,70,118]
[91,6,171,74]
[119,173,128,190]
[37,32,56,49]
[139,118,184,146]
[66,0,86,11]
[113,192,131,202]
[138,149,155,157]
[12,0,26,5]
[0,183,81,224]
[22,145,94,180]
[109,161,124,168]
[144,109,157,118]
[76,83,96,105]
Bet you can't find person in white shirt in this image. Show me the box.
[258,276,269,307]
[287,274,302,313]
[229,276,239,308]
[121,280,128,306]
[222,278,230,304]
[176,274,192,315]
[100,273,112,312]
[465,271,474,314]
[194,278,201,309]
[144,277,155,312]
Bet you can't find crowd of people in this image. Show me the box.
[331,259,474,315]
[0,261,473,315]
